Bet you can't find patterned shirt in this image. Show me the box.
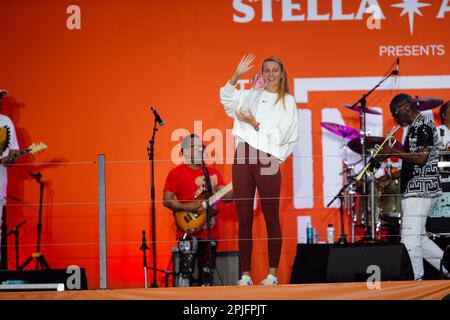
[401,114,441,199]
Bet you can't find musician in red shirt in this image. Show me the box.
[163,134,231,286]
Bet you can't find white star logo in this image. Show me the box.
[391,0,431,35]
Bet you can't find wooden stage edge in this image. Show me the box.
[0,280,449,300]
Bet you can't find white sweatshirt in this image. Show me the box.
[220,81,299,163]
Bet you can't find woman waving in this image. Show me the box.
[220,54,299,286]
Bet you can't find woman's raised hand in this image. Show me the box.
[235,54,255,77]
[229,54,256,86]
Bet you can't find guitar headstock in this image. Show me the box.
[28,142,48,154]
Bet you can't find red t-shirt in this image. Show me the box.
[163,164,226,239]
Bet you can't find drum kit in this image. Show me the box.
[322,97,445,243]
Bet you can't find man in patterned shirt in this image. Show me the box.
[378,93,448,280]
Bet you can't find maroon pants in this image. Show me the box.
[232,142,282,272]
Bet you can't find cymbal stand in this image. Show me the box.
[340,137,353,242]
[359,101,374,241]
[343,164,357,243]
[339,153,361,243]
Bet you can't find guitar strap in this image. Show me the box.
[0,126,11,154]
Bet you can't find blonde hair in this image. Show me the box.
[262,56,290,106]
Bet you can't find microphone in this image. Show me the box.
[0,89,8,97]
[392,58,400,78]
[150,107,165,126]
[392,58,399,84]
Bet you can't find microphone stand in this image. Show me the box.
[200,153,215,286]
[147,117,161,288]
[140,229,174,288]
[1,220,27,269]
[145,108,178,288]
[19,172,50,270]
[1,196,24,270]
[350,60,398,242]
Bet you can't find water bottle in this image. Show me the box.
[306,222,314,244]
[327,224,335,244]
[313,228,319,244]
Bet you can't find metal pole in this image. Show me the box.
[350,189,356,243]
[370,175,376,240]
[98,154,107,289]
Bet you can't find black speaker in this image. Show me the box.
[290,243,414,284]
[172,251,239,286]
[0,268,88,290]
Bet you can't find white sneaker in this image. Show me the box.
[237,275,253,286]
[260,274,278,286]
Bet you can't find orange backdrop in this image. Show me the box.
[0,0,449,288]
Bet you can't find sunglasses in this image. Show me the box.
[392,103,412,117]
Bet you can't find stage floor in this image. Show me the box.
[0,280,449,300]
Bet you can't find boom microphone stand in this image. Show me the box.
[146,106,165,287]
[351,58,399,242]
[4,220,27,269]
[1,195,25,270]
[147,117,159,287]
[19,172,50,270]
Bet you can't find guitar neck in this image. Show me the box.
[16,148,30,157]
[21,148,30,155]
[208,182,232,205]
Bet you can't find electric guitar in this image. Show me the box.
[1,142,48,163]
[174,182,232,235]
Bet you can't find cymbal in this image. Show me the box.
[347,136,403,155]
[415,97,444,111]
[342,103,382,115]
[321,122,359,139]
